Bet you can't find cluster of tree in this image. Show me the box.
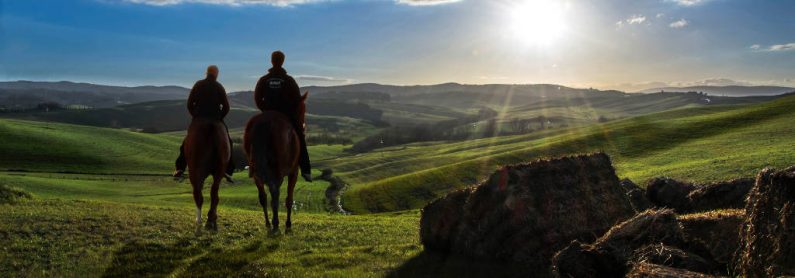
[1,102,67,113]
[507,116,551,133]
[348,108,498,153]
[306,99,386,126]
[313,91,391,102]
[307,133,354,146]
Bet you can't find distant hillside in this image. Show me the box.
[637,85,794,97]
[0,81,188,109]
[327,93,795,213]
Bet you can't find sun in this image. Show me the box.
[508,0,568,46]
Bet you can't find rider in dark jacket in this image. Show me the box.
[254,51,312,182]
[173,65,235,182]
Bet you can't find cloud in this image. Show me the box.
[750,42,795,52]
[395,0,463,6]
[667,0,708,6]
[768,42,795,52]
[626,15,646,24]
[685,78,752,87]
[669,19,688,28]
[656,13,665,19]
[121,0,329,7]
[295,75,352,84]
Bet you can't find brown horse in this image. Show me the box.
[244,92,307,231]
[184,117,230,231]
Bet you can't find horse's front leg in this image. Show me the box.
[269,180,282,231]
[255,178,270,228]
[205,175,221,231]
[190,174,204,227]
[286,172,298,230]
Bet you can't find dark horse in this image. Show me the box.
[244,92,308,231]
[185,117,230,231]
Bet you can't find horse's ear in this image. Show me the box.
[302,91,309,101]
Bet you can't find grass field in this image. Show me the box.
[328,94,795,213]
[2,93,794,276]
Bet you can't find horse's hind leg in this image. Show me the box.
[269,180,282,231]
[255,178,271,228]
[206,175,221,231]
[286,172,298,229]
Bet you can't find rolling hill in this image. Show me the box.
[637,85,794,96]
[324,93,795,213]
[0,81,189,109]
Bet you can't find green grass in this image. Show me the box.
[0,199,422,277]
[2,93,794,276]
[0,118,348,174]
[329,94,795,213]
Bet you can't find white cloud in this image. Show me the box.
[121,0,329,7]
[750,42,795,52]
[626,15,646,25]
[668,0,708,6]
[669,19,688,28]
[295,75,352,84]
[685,78,752,87]
[395,0,463,6]
[656,13,665,19]
[768,43,795,52]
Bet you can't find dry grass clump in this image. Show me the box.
[736,166,795,277]
[686,178,753,212]
[646,177,696,213]
[678,209,743,268]
[552,209,688,277]
[626,262,720,278]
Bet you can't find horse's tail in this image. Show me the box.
[251,120,272,184]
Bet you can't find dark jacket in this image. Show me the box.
[187,75,229,120]
[254,67,301,124]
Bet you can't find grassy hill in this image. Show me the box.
[2,93,795,276]
[327,94,795,213]
[0,118,349,174]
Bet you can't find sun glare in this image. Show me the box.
[508,0,568,46]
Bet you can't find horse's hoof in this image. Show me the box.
[268,228,281,237]
[286,221,292,229]
[205,221,218,231]
[285,227,293,235]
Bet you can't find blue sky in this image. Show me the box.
[1,0,794,91]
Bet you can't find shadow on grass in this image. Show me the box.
[180,240,280,277]
[102,239,201,277]
[387,251,531,278]
[102,238,280,277]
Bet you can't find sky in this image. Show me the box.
[1,0,794,92]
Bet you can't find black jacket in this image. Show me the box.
[187,76,229,120]
[254,67,301,123]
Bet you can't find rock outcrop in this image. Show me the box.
[420,153,635,275]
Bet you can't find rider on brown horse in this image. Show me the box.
[174,65,235,183]
[255,51,312,182]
